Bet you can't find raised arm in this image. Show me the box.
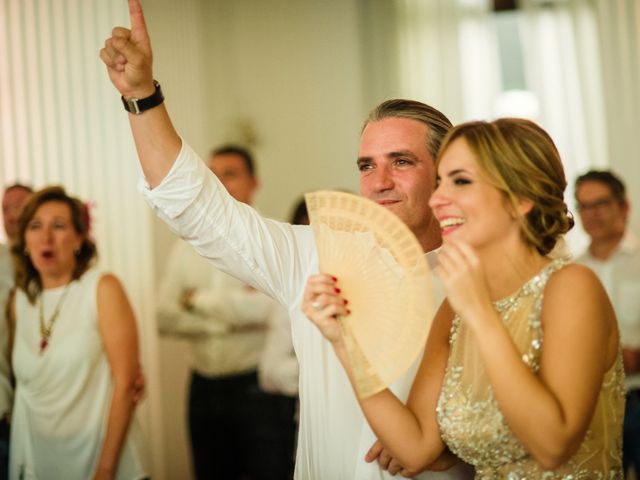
[99,0,180,187]
[302,274,450,473]
[101,1,316,310]
[94,274,141,479]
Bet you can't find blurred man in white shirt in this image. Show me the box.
[575,170,640,478]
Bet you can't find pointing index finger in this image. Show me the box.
[128,0,149,41]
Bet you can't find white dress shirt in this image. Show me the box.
[157,239,275,377]
[576,230,640,390]
[259,305,299,397]
[141,140,473,480]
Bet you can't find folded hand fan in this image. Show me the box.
[305,190,433,398]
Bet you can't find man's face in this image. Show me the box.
[358,117,438,246]
[209,153,258,205]
[576,180,628,243]
[2,187,32,244]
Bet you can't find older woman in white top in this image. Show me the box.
[8,186,148,480]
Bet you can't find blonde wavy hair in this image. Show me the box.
[436,118,574,255]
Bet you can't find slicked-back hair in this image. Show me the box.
[364,99,453,161]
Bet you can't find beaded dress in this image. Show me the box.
[436,260,624,479]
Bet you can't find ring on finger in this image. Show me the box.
[312,300,324,311]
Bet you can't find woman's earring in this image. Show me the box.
[23,248,29,256]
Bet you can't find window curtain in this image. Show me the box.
[358,0,496,125]
[519,0,608,180]
[0,0,164,474]
[593,0,640,230]
[520,0,640,250]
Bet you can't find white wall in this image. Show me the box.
[200,0,364,219]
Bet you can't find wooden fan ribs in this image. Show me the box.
[306,191,434,399]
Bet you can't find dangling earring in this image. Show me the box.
[23,248,29,256]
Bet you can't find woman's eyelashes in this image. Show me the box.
[435,174,473,187]
[453,176,472,186]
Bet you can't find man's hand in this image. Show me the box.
[99,0,155,98]
[180,288,196,312]
[365,440,422,478]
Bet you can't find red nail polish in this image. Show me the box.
[335,287,341,293]
[346,309,351,315]
[331,276,338,282]
[343,299,349,305]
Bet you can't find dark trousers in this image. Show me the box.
[624,390,640,478]
[189,371,297,480]
[0,417,8,480]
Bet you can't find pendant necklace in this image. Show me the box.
[38,283,72,354]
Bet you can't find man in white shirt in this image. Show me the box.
[258,198,307,398]
[0,183,32,480]
[101,2,472,478]
[574,170,640,478]
[157,146,297,479]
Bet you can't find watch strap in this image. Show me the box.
[121,81,164,115]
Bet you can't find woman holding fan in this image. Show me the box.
[303,118,624,478]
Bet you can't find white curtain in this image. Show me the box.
[520,0,640,250]
[357,0,498,124]
[520,0,608,181]
[394,0,464,123]
[0,0,165,475]
[457,0,502,121]
[391,0,609,252]
[594,0,640,231]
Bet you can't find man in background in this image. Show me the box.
[575,170,640,478]
[2,184,33,247]
[157,146,296,480]
[0,183,33,480]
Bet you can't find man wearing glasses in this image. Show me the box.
[575,170,640,479]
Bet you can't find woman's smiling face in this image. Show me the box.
[429,138,521,250]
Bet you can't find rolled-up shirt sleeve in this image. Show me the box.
[139,139,317,309]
